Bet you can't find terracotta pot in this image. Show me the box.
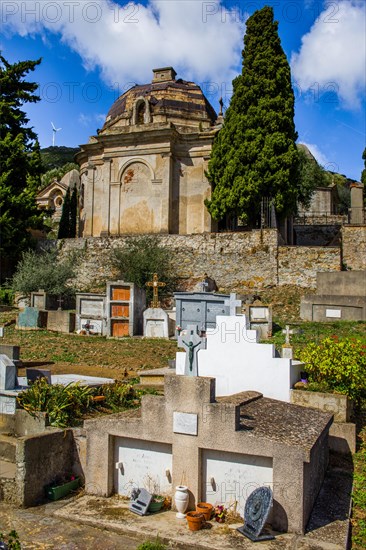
[196,502,213,521]
[186,511,204,531]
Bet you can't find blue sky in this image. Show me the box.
[1,0,365,180]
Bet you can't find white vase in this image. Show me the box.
[174,485,189,519]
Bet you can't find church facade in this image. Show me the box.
[76,67,221,237]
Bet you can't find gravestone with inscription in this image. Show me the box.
[76,292,107,335]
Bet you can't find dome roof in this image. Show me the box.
[102,67,217,131]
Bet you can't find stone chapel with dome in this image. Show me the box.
[76,67,222,237]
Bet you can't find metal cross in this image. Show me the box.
[146,273,166,308]
[224,293,242,316]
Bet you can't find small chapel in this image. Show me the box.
[76,67,222,237]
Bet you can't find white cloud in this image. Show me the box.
[300,142,329,167]
[1,0,244,89]
[291,1,366,109]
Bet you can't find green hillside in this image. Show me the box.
[40,146,80,170]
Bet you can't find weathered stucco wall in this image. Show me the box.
[56,230,341,292]
[342,226,366,270]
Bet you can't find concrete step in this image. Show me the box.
[0,460,17,503]
[0,434,17,463]
[137,367,171,387]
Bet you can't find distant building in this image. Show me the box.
[36,169,80,222]
[76,67,222,237]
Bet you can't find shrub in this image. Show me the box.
[0,286,14,305]
[17,379,94,428]
[298,337,366,403]
[11,249,76,296]
[101,381,140,412]
[111,236,176,302]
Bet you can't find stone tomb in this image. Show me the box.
[16,307,47,330]
[176,315,303,402]
[143,308,174,338]
[47,310,76,333]
[84,374,332,534]
[76,292,107,335]
[106,281,146,337]
[0,345,21,367]
[174,292,230,333]
[301,271,366,322]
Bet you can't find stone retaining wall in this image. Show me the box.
[55,230,341,292]
[342,225,366,270]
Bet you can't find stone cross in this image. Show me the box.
[146,273,166,308]
[282,325,298,345]
[200,280,209,292]
[224,293,242,316]
[57,294,64,311]
[178,324,204,376]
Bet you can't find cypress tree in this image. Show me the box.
[205,6,300,227]
[58,187,71,238]
[361,148,366,186]
[69,186,77,238]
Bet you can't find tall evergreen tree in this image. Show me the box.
[205,7,300,226]
[361,148,366,185]
[0,55,43,276]
[58,187,71,239]
[69,186,78,238]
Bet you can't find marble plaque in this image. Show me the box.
[80,299,104,317]
[173,412,198,436]
[326,309,341,318]
[250,307,267,320]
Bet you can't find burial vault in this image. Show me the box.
[84,374,332,534]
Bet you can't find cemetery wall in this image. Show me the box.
[57,231,341,291]
[342,225,366,270]
[16,429,75,506]
[277,246,340,288]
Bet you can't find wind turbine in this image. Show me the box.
[51,122,62,146]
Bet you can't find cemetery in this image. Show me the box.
[0,273,362,548]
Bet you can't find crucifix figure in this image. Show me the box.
[178,324,205,376]
[146,273,166,308]
[224,293,242,316]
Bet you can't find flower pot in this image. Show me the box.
[46,477,79,501]
[174,485,189,519]
[148,496,164,513]
[196,502,213,521]
[186,511,204,531]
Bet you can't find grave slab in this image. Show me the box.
[0,355,16,391]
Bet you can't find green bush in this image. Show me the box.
[11,249,76,296]
[298,337,366,403]
[0,286,14,305]
[17,379,94,428]
[101,381,140,412]
[111,236,176,302]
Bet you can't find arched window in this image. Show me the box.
[137,101,146,125]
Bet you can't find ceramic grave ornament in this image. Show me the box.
[178,324,205,376]
[237,486,274,542]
